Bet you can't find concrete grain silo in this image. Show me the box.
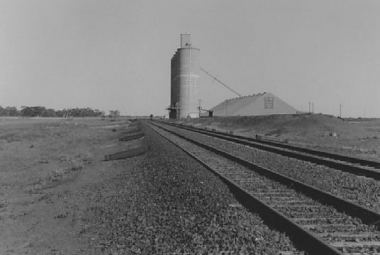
[169,34,200,119]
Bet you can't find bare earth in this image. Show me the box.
[0,118,139,254]
[1,115,379,254]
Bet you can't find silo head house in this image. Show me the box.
[169,34,200,119]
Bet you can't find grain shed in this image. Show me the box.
[209,92,298,117]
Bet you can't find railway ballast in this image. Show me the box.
[147,121,380,254]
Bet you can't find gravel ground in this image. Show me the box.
[78,123,302,255]
[160,123,380,212]
[150,122,380,254]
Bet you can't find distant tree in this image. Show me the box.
[99,111,106,119]
[60,107,104,117]
[94,109,103,117]
[34,106,46,116]
[0,106,5,116]
[55,109,66,117]
[85,107,96,117]
[67,108,79,117]
[109,110,120,118]
[20,106,33,117]
[5,106,19,116]
[43,108,56,117]
[79,108,87,117]
[0,105,108,118]
[20,106,46,117]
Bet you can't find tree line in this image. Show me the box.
[0,106,112,118]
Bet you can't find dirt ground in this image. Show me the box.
[1,114,379,254]
[0,117,140,254]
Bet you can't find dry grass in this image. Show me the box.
[0,117,139,254]
[0,117,128,195]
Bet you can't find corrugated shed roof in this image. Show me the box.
[210,93,267,115]
[208,92,298,116]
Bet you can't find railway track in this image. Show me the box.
[155,121,380,180]
[146,121,380,255]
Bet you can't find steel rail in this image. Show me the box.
[150,121,380,226]
[145,122,341,255]
[147,121,380,254]
[156,120,380,180]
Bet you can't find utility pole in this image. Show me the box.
[340,104,342,118]
[309,101,314,113]
[188,43,191,118]
[225,100,229,116]
[198,99,202,117]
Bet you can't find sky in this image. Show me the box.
[0,0,380,117]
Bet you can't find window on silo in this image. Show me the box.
[264,97,274,109]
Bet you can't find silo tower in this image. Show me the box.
[169,34,200,119]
